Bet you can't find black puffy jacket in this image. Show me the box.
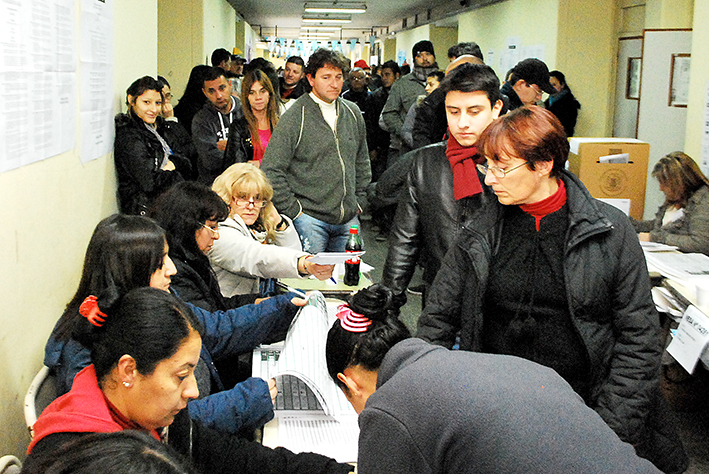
[381,142,493,307]
[114,113,193,215]
[418,170,687,474]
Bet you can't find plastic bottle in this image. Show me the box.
[344,225,363,286]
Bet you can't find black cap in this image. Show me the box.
[412,40,435,59]
[231,55,246,64]
[512,58,555,95]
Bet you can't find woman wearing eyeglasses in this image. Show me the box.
[210,163,334,297]
[417,106,687,474]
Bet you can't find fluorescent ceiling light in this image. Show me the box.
[304,3,366,14]
[302,17,352,24]
[301,26,341,30]
[299,36,331,40]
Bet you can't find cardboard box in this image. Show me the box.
[567,138,649,220]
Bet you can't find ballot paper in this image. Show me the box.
[667,305,709,373]
[306,251,365,265]
[253,292,359,463]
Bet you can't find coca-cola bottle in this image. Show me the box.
[344,225,363,286]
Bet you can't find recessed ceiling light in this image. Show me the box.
[304,2,366,14]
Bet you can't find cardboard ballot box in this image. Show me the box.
[567,138,649,220]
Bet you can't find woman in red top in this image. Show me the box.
[225,69,280,167]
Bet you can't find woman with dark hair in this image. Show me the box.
[28,288,352,474]
[173,65,211,135]
[22,431,196,474]
[224,69,280,167]
[114,76,193,215]
[417,106,687,474]
[150,180,260,310]
[543,70,581,137]
[209,163,333,296]
[325,285,660,474]
[45,214,304,435]
[632,151,709,255]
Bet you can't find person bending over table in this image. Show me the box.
[632,151,709,255]
[27,288,352,474]
[325,284,661,474]
[210,163,333,297]
[416,106,687,474]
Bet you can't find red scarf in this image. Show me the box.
[520,179,567,231]
[446,134,484,200]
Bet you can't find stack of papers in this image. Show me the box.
[644,252,709,287]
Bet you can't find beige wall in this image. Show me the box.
[202,0,236,63]
[429,25,458,70]
[684,0,708,159]
[158,0,204,99]
[0,0,158,457]
[556,0,616,136]
[457,0,559,77]
[645,0,694,27]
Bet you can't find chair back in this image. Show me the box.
[0,455,21,474]
[24,365,58,438]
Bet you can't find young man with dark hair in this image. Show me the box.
[210,48,231,70]
[191,66,244,184]
[413,41,485,150]
[262,49,371,254]
[382,63,503,308]
[363,60,400,182]
[500,57,556,110]
[279,55,310,102]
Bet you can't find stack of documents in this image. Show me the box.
[253,292,359,463]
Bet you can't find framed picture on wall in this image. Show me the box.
[626,57,641,100]
[669,53,690,107]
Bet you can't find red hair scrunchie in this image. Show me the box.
[336,304,372,333]
[79,295,107,327]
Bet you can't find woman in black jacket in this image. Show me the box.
[114,76,193,215]
[544,70,581,137]
[418,106,687,474]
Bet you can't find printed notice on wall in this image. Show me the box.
[667,305,709,374]
[0,0,77,174]
[701,80,709,176]
[80,0,114,163]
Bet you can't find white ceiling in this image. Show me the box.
[226,0,496,41]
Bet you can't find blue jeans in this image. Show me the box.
[293,213,362,254]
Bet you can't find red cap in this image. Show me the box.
[353,59,369,69]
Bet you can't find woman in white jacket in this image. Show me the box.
[210,163,333,296]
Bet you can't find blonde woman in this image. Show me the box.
[210,163,333,296]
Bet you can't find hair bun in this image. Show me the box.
[348,284,393,323]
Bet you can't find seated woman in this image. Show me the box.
[224,69,280,167]
[325,285,660,474]
[150,181,260,310]
[114,76,193,215]
[632,151,709,255]
[45,214,302,435]
[210,163,334,297]
[28,288,352,474]
[416,106,687,473]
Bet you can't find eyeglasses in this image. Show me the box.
[476,161,529,179]
[202,223,220,236]
[529,83,543,97]
[233,197,269,209]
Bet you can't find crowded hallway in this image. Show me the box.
[2,0,709,472]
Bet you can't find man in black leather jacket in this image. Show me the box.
[381,63,503,308]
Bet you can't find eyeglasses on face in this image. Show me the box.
[476,161,529,179]
[233,197,269,209]
[202,223,220,236]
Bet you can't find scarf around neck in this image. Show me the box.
[520,179,567,231]
[446,133,484,200]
